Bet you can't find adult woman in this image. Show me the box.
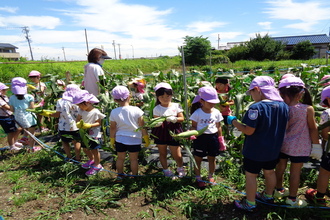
[83,48,111,96]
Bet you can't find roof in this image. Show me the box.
[0,43,18,49]
[272,34,330,45]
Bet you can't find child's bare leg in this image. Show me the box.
[169,145,183,167]
[263,169,277,196]
[116,152,126,174]
[275,158,288,189]
[83,148,94,161]
[245,171,258,203]
[91,149,100,166]
[62,141,72,158]
[157,145,169,169]
[73,141,81,160]
[194,155,203,177]
[207,156,216,175]
[288,162,303,197]
[317,167,330,194]
[129,152,139,175]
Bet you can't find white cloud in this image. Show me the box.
[186,21,227,33]
[258,21,272,30]
[0,6,18,13]
[264,0,330,31]
[0,15,61,29]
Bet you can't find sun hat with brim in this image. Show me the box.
[193,86,220,104]
[72,90,99,104]
[280,73,295,80]
[11,77,27,95]
[320,85,330,106]
[111,86,130,101]
[278,77,305,88]
[101,55,112,59]
[247,76,283,101]
[28,70,41,77]
[154,82,172,91]
[320,75,330,86]
[62,84,81,102]
[0,82,9,90]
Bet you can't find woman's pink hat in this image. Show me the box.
[28,70,41,77]
[11,77,27,95]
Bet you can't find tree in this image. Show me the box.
[227,44,249,62]
[180,36,211,65]
[291,40,316,60]
[245,34,284,61]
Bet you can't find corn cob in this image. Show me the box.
[135,116,167,131]
[171,125,209,138]
[27,84,37,90]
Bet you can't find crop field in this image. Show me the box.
[0,58,329,219]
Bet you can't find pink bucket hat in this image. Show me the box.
[111,86,130,100]
[11,77,27,95]
[192,86,220,104]
[62,84,81,102]
[72,90,99,104]
[28,70,41,77]
[0,82,9,90]
[154,82,172,91]
[247,76,283,102]
[320,85,330,106]
[280,73,295,80]
[320,75,330,86]
[278,77,305,88]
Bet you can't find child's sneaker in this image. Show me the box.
[115,174,125,183]
[85,164,103,176]
[81,160,94,169]
[163,169,174,177]
[234,199,257,212]
[285,198,307,208]
[177,167,186,178]
[256,191,275,204]
[273,187,289,199]
[208,177,217,186]
[18,137,29,145]
[14,142,23,147]
[305,188,327,206]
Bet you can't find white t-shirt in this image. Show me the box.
[56,98,79,131]
[153,103,183,117]
[189,108,223,134]
[83,63,105,96]
[110,106,144,145]
[78,108,105,138]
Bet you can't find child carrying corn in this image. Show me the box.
[109,86,149,181]
[190,86,225,187]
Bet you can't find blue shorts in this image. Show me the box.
[81,138,102,150]
[59,130,81,143]
[115,142,141,153]
[244,157,278,174]
[279,152,309,163]
[0,116,17,133]
[320,153,330,172]
[193,133,219,157]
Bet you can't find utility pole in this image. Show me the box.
[131,45,134,59]
[85,29,89,56]
[21,26,34,61]
[112,40,117,60]
[218,34,220,50]
[62,47,67,61]
[117,44,122,59]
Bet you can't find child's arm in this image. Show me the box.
[232,120,255,136]
[29,101,36,109]
[76,114,82,122]
[138,116,148,137]
[307,106,319,144]
[1,103,11,111]
[109,121,117,139]
[89,118,102,128]
[216,121,223,136]
[190,120,197,131]
[176,112,184,123]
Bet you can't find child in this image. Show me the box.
[151,82,185,178]
[215,77,234,145]
[72,90,105,176]
[305,85,330,206]
[0,82,22,151]
[46,84,82,162]
[84,48,111,96]
[128,78,146,106]
[274,77,319,207]
[228,76,289,212]
[9,77,38,151]
[28,70,47,132]
[190,86,225,187]
[109,86,149,181]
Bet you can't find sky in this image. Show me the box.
[0,0,330,61]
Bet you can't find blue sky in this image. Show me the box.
[0,0,330,60]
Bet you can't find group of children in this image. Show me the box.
[0,70,329,210]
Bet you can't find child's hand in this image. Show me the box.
[154,121,163,127]
[227,116,237,125]
[310,144,322,160]
[166,116,177,123]
[110,138,115,149]
[143,135,150,147]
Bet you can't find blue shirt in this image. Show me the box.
[242,100,289,162]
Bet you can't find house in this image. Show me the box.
[0,43,20,61]
[220,34,330,58]
[272,34,330,58]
